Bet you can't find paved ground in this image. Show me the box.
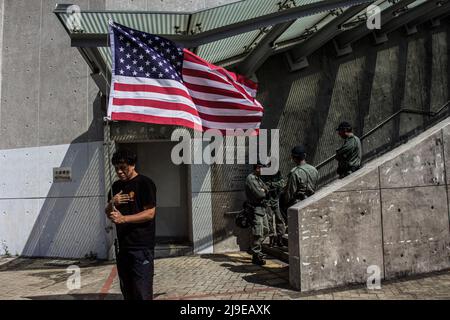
[0,253,449,300]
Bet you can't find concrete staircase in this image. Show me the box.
[287,117,450,292]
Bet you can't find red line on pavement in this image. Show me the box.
[155,287,278,300]
[99,265,117,299]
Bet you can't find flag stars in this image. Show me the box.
[126,53,131,58]
[139,54,144,60]
[158,62,163,66]
[145,61,151,66]
[126,42,131,47]
[152,67,157,72]
[119,58,125,63]
[119,47,125,52]
[132,49,138,53]
[119,69,124,74]
[139,66,144,71]
[132,60,137,65]
[132,71,137,76]
[126,65,131,70]
[158,73,163,78]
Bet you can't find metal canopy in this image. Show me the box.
[54,0,450,93]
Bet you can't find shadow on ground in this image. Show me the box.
[0,257,112,272]
[199,253,291,291]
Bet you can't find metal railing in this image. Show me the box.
[315,101,450,170]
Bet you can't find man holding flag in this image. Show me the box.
[105,21,265,300]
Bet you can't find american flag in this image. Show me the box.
[107,21,264,132]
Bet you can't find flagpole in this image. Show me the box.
[105,19,119,260]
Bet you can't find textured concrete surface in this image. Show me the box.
[379,132,445,188]
[382,186,450,279]
[289,118,450,292]
[1,255,449,300]
[292,190,383,292]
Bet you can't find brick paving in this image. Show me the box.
[0,253,449,300]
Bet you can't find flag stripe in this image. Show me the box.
[114,82,193,101]
[183,60,258,101]
[183,49,258,90]
[112,99,262,124]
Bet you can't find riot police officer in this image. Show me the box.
[245,162,270,265]
[284,146,319,215]
[335,121,362,179]
[260,168,286,247]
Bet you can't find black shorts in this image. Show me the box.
[116,248,154,300]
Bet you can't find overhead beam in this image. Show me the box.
[79,47,111,95]
[375,0,445,36]
[335,0,416,48]
[58,0,375,48]
[237,21,295,77]
[289,3,371,64]
[408,1,450,27]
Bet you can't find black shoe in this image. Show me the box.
[252,255,266,266]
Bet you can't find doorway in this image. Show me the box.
[118,141,190,245]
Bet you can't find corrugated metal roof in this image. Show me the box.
[274,11,330,44]
[197,30,261,62]
[188,0,325,33]
[58,11,189,35]
[57,0,442,74]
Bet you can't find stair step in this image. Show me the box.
[154,244,192,258]
[262,244,289,263]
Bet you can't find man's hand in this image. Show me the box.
[112,191,131,206]
[109,210,128,225]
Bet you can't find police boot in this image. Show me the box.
[252,254,266,266]
[276,235,284,247]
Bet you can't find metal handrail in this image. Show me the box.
[315,101,450,170]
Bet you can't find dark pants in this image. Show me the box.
[337,165,360,179]
[116,248,154,300]
[250,206,269,257]
[267,203,286,237]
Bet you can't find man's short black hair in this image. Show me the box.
[112,149,137,166]
[336,121,352,132]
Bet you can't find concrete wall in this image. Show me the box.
[0,0,107,258]
[288,118,450,292]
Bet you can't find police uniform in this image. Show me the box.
[285,163,319,209]
[245,172,270,264]
[335,123,362,178]
[260,171,286,245]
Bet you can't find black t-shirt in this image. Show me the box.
[108,175,157,249]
